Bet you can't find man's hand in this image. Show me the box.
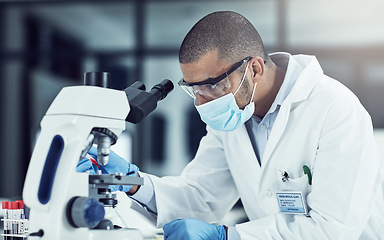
[76,146,139,193]
[163,218,227,240]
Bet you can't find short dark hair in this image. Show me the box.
[179,11,268,65]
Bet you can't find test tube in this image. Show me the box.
[9,202,19,236]
[15,201,25,235]
[22,202,28,234]
[2,201,10,240]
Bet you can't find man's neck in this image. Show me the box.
[254,64,286,118]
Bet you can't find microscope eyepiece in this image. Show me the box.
[149,79,174,101]
[125,79,174,124]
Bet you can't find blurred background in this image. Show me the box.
[0,0,384,204]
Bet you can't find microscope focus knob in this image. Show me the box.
[67,197,105,228]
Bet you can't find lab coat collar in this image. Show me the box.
[268,52,323,104]
[267,53,303,115]
[260,53,324,165]
[285,54,324,103]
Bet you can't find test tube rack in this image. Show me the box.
[2,201,29,239]
[1,219,29,239]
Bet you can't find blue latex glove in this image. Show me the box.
[76,146,139,192]
[163,218,226,240]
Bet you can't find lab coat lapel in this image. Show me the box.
[262,102,292,166]
[233,126,261,172]
[261,57,322,166]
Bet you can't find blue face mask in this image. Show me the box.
[195,62,257,132]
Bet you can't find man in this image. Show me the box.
[78,11,384,239]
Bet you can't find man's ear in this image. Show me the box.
[249,57,265,82]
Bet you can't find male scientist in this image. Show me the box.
[77,11,384,239]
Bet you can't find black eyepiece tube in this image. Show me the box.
[125,79,174,124]
[149,79,174,101]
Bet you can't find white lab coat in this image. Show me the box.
[146,55,384,239]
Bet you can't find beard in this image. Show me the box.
[236,75,255,109]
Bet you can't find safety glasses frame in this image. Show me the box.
[178,56,253,87]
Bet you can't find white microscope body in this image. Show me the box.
[22,72,173,239]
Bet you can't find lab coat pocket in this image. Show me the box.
[273,171,312,214]
[284,174,311,198]
[273,175,309,192]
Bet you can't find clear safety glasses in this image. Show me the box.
[178,57,253,100]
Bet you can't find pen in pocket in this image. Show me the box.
[303,165,312,185]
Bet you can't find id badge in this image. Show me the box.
[276,191,308,214]
[273,169,311,215]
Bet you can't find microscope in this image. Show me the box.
[22,72,173,239]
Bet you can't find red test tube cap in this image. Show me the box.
[2,201,10,209]
[9,202,19,209]
[16,200,25,209]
